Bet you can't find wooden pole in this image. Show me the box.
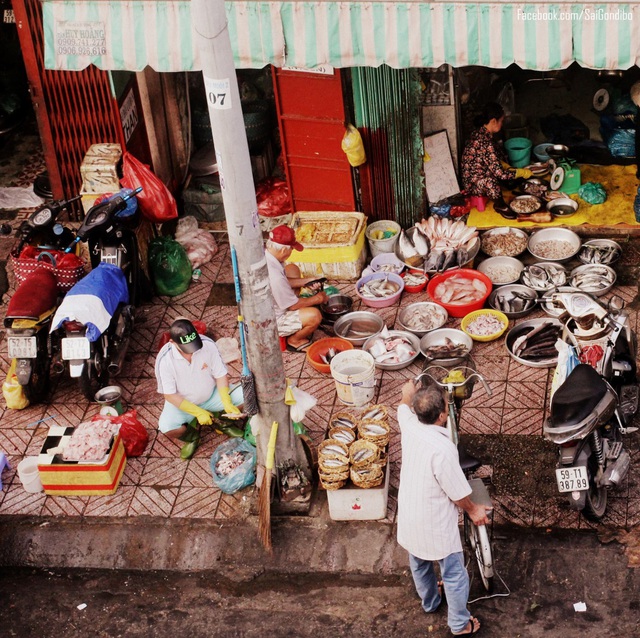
[191,0,309,476]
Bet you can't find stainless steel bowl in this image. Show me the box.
[509,194,543,216]
[546,197,578,218]
[488,284,538,319]
[527,228,581,262]
[569,264,617,297]
[480,227,529,257]
[320,295,353,322]
[520,261,568,292]
[546,144,570,159]
[333,311,385,347]
[578,239,622,265]
[477,256,524,286]
[362,330,421,370]
[541,286,580,317]
[397,302,448,337]
[419,328,473,366]
[505,318,563,368]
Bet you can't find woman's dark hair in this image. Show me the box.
[474,102,505,128]
[413,384,446,424]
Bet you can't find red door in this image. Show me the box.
[273,68,356,212]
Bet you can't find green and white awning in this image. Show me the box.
[43,1,640,72]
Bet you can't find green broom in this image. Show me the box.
[230,246,259,416]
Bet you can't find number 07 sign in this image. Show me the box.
[204,76,232,110]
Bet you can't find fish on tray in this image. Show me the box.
[511,322,561,361]
[366,335,416,364]
[359,276,401,299]
[422,337,469,360]
[433,275,487,305]
[493,290,536,314]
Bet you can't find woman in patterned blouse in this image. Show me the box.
[461,103,530,218]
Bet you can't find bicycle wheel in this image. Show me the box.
[465,516,494,593]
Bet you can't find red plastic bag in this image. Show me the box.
[120,152,178,223]
[93,409,149,457]
[256,177,291,217]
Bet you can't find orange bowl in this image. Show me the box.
[306,337,354,374]
[427,268,493,318]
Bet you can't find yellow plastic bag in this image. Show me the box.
[3,360,30,410]
[341,124,367,167]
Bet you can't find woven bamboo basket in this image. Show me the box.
[359,404,388,423]
[328,426,356,447]
[319,477,347,491]
[350,463,384,489]
[330,411,359,430]
[318,439,349,460]
[349,439,380,469]
[319,456,349,474]
[358,419,390,448]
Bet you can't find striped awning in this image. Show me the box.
[43,1,640,72]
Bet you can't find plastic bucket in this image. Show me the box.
[17,457,43,493]
[330,350,377,407]
[366,221,401,258]
[504,137,532,168]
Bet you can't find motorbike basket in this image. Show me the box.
[10,249,86,293]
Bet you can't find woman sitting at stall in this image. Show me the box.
[461,102,531,219]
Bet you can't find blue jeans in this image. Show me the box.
[409,551,470,633]
[158,383,244,433]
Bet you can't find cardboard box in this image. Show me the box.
[287,212,368,281]
[327,462,390,521]
[38,426,126,496]
[80,143,122,193]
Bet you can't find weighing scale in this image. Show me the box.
[547,145,581,195]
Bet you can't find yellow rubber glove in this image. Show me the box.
[179,399,213,425]
[500,161,511,170]
[219,386,241,415]
[515,168,532,179]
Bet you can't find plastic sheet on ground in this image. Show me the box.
[0,187,44,209]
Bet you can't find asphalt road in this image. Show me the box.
[2,529,640,638]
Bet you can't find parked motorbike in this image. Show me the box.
[543,291,639,520]
[4,196,80,403]
[51,188,143,400]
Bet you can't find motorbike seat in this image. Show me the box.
[5,269,58,325]
[458,447,482,472]
[550,364,608,427]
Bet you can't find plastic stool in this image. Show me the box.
[469,196,489,212]
[0,452,10,490]
[279,336,288,352]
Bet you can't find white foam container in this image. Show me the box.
[327,462,390,520]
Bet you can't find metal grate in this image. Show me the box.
[13,0,125,219]
[351,66,424,228]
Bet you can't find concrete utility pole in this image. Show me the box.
[191,0,309,477]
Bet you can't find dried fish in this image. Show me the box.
[423,337,469,360]
[512,323,561,361]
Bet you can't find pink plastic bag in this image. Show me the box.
[120,152,178,223]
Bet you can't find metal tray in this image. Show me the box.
[505,318,563,368]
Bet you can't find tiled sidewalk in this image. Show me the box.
[0,230,639,532]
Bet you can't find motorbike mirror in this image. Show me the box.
[608,295,625,315]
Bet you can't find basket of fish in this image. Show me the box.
[541,286,580,317]
[476,256,524,286]
[330,412,358,431]
[362,330,421,370]
[349,439,380,469]
[329,425,357,447]
[520,262,567,292]
[358,419,390,449]
[318,439,351,490]
[527,228,581,262]
[461,309,509,343]
[420,328,473,365]
[397,302,448,337]
[569,264,616,297]
[356,272,404,308]
[578,239,622,266]
[350,463,385,489]
[427,269,492,317]
[481,227,529,257]
[359,405,389,423]
[505,318,563,367]
[488,284,538,319]
[395,218,480,274]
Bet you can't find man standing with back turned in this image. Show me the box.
[397,380,490,636]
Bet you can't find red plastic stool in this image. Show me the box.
[279,336,288,352]
[469,196,489,212]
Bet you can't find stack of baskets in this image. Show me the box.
[319,405,390,490]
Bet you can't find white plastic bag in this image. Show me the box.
[216,337,241,363]
[289,386,318,423]
[551,340,579,399]
[174,216,218,268]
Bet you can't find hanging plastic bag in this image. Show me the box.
[551,341,580,399]
[2,360,29,410]
[174,216,218,269]
[120,152,178,223]
[210,438,257,494]
[256,177,292,217]
[289,386,318,423]
[341,124,367,167]
[148,236,192,296]
[93,409,149,457]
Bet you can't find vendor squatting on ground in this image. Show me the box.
[460,102,532,218]
[265,224,328,352]
[397,379,491,636]
[154,318,244,440]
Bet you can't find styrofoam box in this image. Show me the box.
[327,462,390,521]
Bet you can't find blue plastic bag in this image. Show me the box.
[210,438,257,494]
